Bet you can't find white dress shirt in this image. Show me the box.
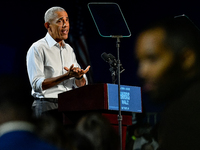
[26,32,87,99]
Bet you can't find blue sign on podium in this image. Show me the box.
[107,84,142,113]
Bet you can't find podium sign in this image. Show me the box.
[107,84,142,112]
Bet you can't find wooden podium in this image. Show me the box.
[58,83,142,150]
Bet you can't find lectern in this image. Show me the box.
[58,83,142,150]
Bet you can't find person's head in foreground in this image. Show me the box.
[135,14,200,102]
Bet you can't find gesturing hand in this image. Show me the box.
[64,64,90,78]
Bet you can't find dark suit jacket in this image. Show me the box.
[158,80,200,150]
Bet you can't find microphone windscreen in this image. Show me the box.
[108,53,116,60]
[101,52,109,62]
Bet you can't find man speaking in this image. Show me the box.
[26,6,90,120]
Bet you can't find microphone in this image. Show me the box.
[107,53,117,67]
[107,53,125,73]
[101,52,110,62]
[101,52,125,73]
[101,52,115,66]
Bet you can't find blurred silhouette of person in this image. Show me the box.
[65,129,94,150]
[76,113,120,150]
[35,113,95,150]
[34,115,69,150]
[141,143,154,150]
[126,123,158,150]
[0,74,62,150]
[135,14,200,149]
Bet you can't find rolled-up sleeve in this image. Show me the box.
[26,44,45,93]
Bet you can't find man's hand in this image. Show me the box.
[64,64,90,79]
[42,64,90,90]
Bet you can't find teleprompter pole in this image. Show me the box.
[112,35,123,150]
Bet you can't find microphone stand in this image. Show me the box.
[110,67,116,84]
[112,35,123,150]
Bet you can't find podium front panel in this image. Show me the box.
[58,83,108,111]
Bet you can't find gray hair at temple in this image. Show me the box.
[44,6,66,23]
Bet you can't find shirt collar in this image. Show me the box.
[45,32,66,48]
